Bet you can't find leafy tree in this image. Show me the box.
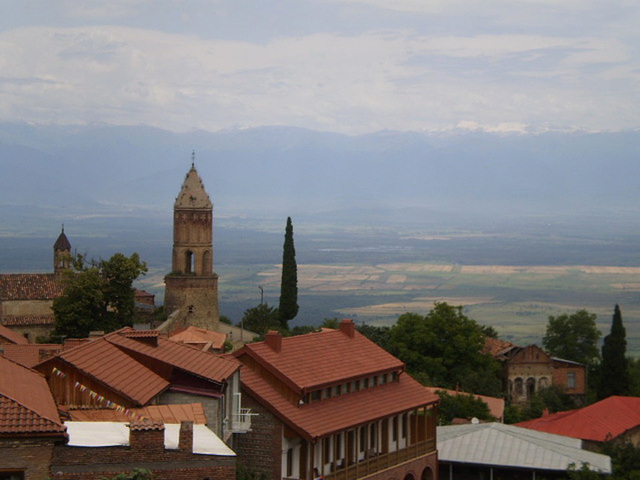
[601,440,640,479]
[53,253,147,338]
[239,303,280,336]
[598,304,630,399]
[521,384,576,421]
[388,303,502,396]
[543,309,601,366]
[357,323,392,352]
[278,216,298,329]
[436,390,494,425]
[567,463,602,480]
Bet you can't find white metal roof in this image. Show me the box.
[64,422,236,456]
[437,423,610,474]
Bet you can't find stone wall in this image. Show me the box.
[0,437,57,480]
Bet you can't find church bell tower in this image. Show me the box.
[164,155,219,330]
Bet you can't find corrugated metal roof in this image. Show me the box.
[517,396,640,442]
[438,423,611,473]
[241,327,404,392]
[0,355,66,435]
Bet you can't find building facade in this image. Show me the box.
[233,320,440,480]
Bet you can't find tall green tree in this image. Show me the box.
[389,303,502,396]
[598,304,630,399]
[278,216,298,329]
[240,303,280,336]
[53,253,147,339]
[542,309,601,366]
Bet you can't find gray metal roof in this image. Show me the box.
[437,422,611,474]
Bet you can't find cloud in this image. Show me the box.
[0,1,638,134]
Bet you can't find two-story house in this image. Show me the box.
[233,319,439,480]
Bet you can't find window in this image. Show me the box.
[0,472,25,480]
[567,372,576,389]
[286,448,293,477]
[392,416,398,442]
[333,385,341,396]
[311,390,321,402]
[359,426,366,451]
[369,423,377,449]
[323,437,331,463]
[401,414,408,439]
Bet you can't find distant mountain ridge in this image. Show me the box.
[1,123,639,226]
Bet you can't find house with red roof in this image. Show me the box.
[0,228,71,342]
[0,355,68,479]
[484,340,587,405]
[516,395,640,450]
[35,327,249,443]
[233,319,440,480]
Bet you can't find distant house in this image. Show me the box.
[233,319,440,480]
[2,342,63,368]
[484,339,587,405]
[438,422,611,479]
[169,325,227,353]
[35,327,249,442]
[0,355,68,479]
[0,323,29,345]
[0,228,71,341]
[517,396,640,450]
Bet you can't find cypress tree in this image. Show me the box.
[598,304,630,399]
[278,217,298,329]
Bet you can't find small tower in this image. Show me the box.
[164,156,219,330]
[53,226,72,275]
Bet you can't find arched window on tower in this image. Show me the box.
[185,250,195,274]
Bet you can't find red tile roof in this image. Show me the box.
[2,315,56,326]
[0,355,66,436]
[0,273,64,301]
[483,337,517,358]
[0,324,29,345]
[170,326,227,351]
[64,403,207,424]
[3,344,63,368]
[241,366,438,440]
[107,329,240,384]
[42,338,170,406]
[516,396,640,442]
[425,387,505,421]
[239,326,404,394]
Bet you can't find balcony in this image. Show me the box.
[231,407,255,432]
[323,439,436,480]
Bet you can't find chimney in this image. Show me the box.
[129,421,165,453]
[265,330,282,352]
[179,421,194,452]
[339,319,355,338]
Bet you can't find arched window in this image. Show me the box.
[202,250,211,274]
[185,250,194,273]
[526,377,536,399]
[514,377,524,396]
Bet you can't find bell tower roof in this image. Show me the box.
[53,226,71,251]
[174,162,212,210]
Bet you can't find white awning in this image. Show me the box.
[64,421,236,456]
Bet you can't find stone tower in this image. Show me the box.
[164,160,219,331]
[53,226,72,275]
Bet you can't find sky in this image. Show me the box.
[0,0,639,135]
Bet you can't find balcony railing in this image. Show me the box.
[323,439,436,480]
[231,407,255,432]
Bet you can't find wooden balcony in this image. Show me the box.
[323,439,436,480]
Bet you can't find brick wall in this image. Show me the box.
[50,424,236,480]
[234,392,283,480]
[0,437,57,480]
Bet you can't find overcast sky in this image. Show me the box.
[1,0,638,135]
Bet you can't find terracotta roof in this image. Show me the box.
[483,337,517,358]
[2,344,63,368]
[239,326,404,393]
[0,324,29,345]
[0,355,66,436]
[241,366,439,440]
[106,329,240,384]
[170,326,226,351]
[0,273,64,301]
[41,337,170,406]
[2,315,56,326]
[425,387,505,421]
[65,403,207,424]
[516,396,640,442]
